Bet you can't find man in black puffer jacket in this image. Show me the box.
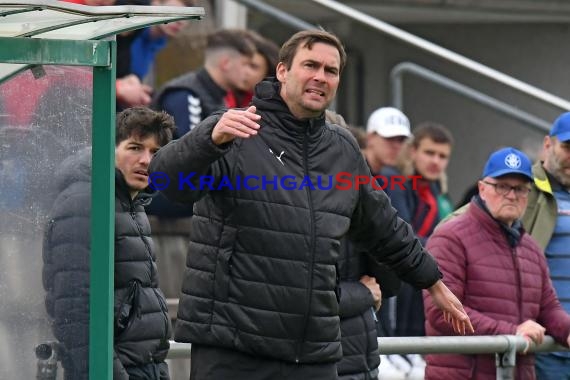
[43,107,175,380]
[337,239,400,380]
[152,29,255,138]
[149,30,474,380]
[327,111,401,380]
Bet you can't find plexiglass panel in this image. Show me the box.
[0,10,86,36]
[0,1,204,39]
[0,65,92,379]
[37,16,183,40]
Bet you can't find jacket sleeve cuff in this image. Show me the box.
[405,250,443,290]
[189,114,232,160]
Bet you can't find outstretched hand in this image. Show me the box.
[211,106,261,145]
[428,280,475,335]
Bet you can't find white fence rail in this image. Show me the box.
[167,335,568,380]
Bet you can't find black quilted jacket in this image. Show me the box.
[43,149,171,380]
[149,78,441,364]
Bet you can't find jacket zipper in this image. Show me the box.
[129,200,170,357]
[129,201,155,280]
[363,312,372,373]
[296,122,317,363]
[512,247,523,321]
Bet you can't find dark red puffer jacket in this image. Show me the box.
[423,201,570,380]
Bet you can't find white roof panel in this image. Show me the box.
[0,0,204,82]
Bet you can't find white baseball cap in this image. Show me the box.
[366,107,411,138]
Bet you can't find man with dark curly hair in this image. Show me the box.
[43,107,175,380]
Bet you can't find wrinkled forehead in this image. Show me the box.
[294,42,341,68]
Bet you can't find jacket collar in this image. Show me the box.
[197,68,227,102]
[532,161,553,194]
[115,169,154,207]
[471,195,524,247]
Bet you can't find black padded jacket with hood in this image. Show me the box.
[149,78,441,364]
[43,148,171,380]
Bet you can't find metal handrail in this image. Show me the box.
[234,0,561,129]
[309,0,570,111]
[167,335,567,358]
[166,335,568,380]
[164,302,567,356]
[390,62,551,133]
[233,0,316,31]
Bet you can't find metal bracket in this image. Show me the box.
[30,64,46,79]
[495,337,517,380]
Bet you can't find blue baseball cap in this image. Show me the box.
[550,112,570,142]
[482,147,533,181]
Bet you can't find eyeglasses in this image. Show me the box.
[482,181,531,198]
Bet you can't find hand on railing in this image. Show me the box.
[516,320,546,354]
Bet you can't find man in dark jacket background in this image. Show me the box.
[326,110,401,380]
[149,29,473,380]
[152,28,255,138]
[379,123,454,377]
[43,107,175,380]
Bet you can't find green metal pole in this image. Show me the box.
[90,38,115,380]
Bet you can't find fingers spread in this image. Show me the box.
[446,304,474,335]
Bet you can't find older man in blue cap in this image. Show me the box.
[522,112,570,379]
[424,147,570,380]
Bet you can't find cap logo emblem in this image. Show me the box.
[505,153,521,169]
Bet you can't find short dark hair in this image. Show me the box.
[412,122,454,148]
[279,30,347,73]
[206,29,256,57]
[116,107,175,147]
[241,30,280,77]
